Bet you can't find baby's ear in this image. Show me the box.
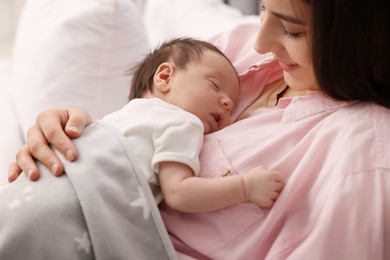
[153,62,174,93]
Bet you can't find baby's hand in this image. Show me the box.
[242,166,284,208]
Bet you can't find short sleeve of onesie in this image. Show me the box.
[152,118,203,176]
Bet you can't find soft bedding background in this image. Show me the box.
[0,0,260,183]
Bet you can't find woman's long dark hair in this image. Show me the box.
[308,0,390,108]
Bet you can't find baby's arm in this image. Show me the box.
[159,162,284,213]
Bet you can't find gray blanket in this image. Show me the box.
[0,121,177,260]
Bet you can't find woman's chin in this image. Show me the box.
[283,72,319,92]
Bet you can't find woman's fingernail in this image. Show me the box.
[66,149,74,161]
[67,125,80,134]
[51,164,58,175]
[27,169,34,179]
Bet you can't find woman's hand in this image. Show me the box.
[8,108,93,182]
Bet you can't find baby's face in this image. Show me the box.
[166,50,240,134]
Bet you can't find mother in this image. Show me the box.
[9,0,390,259]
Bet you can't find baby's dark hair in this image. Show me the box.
[128,37,235,100]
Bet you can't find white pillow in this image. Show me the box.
[12,0,150,134]
[143,0,259,48]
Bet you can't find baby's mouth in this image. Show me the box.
[212,113,224,129]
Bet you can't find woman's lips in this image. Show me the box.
[278,61,298,72]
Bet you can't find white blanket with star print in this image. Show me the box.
[0,121,177,260]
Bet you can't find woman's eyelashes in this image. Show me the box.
[283,27,303,39]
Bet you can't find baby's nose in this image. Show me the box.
[222,98,233,113]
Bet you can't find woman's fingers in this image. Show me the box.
[8,108,93,182]
[27,108,92,177]
[64,108,93,139]
[8,145,41,182]
[8,161,23,183]
[27,123,65,177]
[30,108,91,173]
[12,109,74,180]
[33,109,74,161]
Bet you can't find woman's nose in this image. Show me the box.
[255,12,281,54]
